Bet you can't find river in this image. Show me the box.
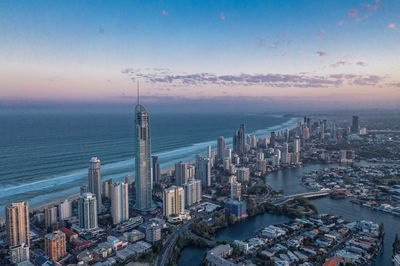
[178,163,400,265]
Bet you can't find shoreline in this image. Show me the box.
[1,115,302,219]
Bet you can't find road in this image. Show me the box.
[156,220,193,266]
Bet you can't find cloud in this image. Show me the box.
[363,0,381,11]
[338,21,344,27]
[347,8,359,19]
[353,75,384,86]
[389,82,400,88]
[330,60,348,67]
[218,13,225,20]
[316,50,327,56]
[356,61,367,66]
[287,40,292,45]
[99,27,105,34]
[318,30,326,36]
[161,10,169,16]
[387,23,396,29]
[122,68,386,89]
[269,43,276,49]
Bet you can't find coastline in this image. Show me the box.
[1,115,302,218]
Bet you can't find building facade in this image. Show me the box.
[78,192,98,230]
[196,155,211,188]
[163,186,185,217]
[111,181,129,224]
[183,179,202,207]
[88,157,102,212]
[175,161,188,186]
[233,124,245,154]
[59,199,72,220]
[45,230,67,262]
[5,202,30,247]
[45,205,58,229]
[152,156,161,184]
[135,104,152,211]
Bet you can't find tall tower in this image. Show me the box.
[233,124,245,154]
[78,192,98,229]
[175,161,188,186]
[217,136,225,160]
[135,85,152,211]
[152,156,161,184]
[88,157,102,212]
[111,181,129,224]
[5,202,30,247]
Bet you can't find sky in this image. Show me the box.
[0,0,400,111]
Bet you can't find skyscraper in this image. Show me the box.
[6,202,30,247]
[111,181,129,224]
[78,192,98,230]
[233,124,245,154]
[88,157,102,212]
[195,155,211,188]
[104,179,113,199]
[231,181,241,201]
[163,186,185,217]
[45,205,58,229]
[59,199,72,220]
[152,156,161,184]
[175,161,188,186]
[351,115,360,133]
[293,137,300,153]
[183,179,202,207]
[135,100,153,211]
[44,230,66,262]
[217,136,226,160]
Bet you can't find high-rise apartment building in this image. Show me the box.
[351,115,360,133]
[152,156,161,184]
[45,205,58,229]
[10,243,29,264]
[163,186,185,217]
[293,137,300,153]
[217,136,225,160]
[183,180,202,207]
[111,181,129,224]
[88,157,102,212]
[78,192,98,230]
[104,179,113,199]
[237,167,250,183]
[6,202,30,247]
[195,155,211,188]
[135,102,152,211]
[231,181,241,201]
[44,230,66,262]
[59,199,72,220]
[175,161,188,186]
[233,124,245,154]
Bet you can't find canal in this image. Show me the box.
[178,163,400,265]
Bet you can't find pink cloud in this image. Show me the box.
[388,23,396,29]
[363,0,381,11]
[161,10,169,16]
[347,8,359,19]
[218,13,225,20]
[338,21,344,27]
[318,30,326,36]
[357,61,367,66]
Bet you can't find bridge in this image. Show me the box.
[271,190,331,205]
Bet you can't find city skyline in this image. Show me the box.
[1,0,400,111]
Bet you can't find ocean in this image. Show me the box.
[0,111,300,216]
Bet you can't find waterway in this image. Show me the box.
[178,162,400,265]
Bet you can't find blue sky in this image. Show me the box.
[0,0,399,110]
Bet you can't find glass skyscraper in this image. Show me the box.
[135,104,152,210]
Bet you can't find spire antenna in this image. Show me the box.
[137,80,140,105]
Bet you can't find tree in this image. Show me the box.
[227,214,237,225]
